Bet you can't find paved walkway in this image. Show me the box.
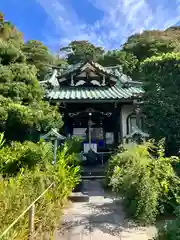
[55,180,157,240]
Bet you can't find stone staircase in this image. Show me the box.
[81,165,105,178]
[69,165,105,202]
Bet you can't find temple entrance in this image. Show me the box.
[62,103,120,164]
[68,108,114,150]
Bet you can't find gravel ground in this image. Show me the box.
[54,180,157,240]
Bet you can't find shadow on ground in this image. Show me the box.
[57,196,154,238]
[56,179,157,239]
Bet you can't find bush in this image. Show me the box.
[0,134,80,239]
[64,136,82,154]
[58,136,82,167]
[154,207,180,240]
[106,141,180,224]
[0,140,53,176]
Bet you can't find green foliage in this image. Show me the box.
[0,14,62,142]
[60,40,104,64]
[121,28,180,79]
[30,101,63,131]
[106,141,180,224]
[155,207,180,240]
[58,136,82,167]
[0,62,43,103]
[22,40,56,80]
[64,136,82,154]
[0,139,80,239]
[140,52,180,155]
[123,30,179,62]
[98,50,139,77]
[0,132,5,148]
[0,96,62,141]
[0,40,25,65]
[0,14,23,47]
[0,140,53,175]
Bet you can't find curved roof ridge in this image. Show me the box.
[40,69,59,87]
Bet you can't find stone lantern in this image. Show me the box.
[123,97,149,144]
[41,128,66,164]
[123,126,149,144]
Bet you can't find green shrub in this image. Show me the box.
[0,140,53,175]
[0,132,5,148]
[0,135,80,239]
[58,136,82,167]
[64,136,82,154]
[106,141,180,224]
[154,207,180,240]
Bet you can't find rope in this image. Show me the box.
[0,183,54,239]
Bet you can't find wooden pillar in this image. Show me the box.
[113,103,119,146]
[71,74,74,86]
[29,204,35,240]
[53,139,58,164]
[119,104,123,144]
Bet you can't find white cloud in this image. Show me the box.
[37,0,105,50]
[90,0,180,47]
[36,0,180,50]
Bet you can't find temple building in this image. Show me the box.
[41,61,148,160]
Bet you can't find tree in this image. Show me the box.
[123,29,180,62]
[60,40,104,64]
[0,62,43,103]
[1,99,62,141]
[0,41,42,103]
[0,40,25,65]
[98,50,139,77]
[0,39,62,142]
[0,13,63,142]
[140,52,180,155]
[0,12,23,47]
[165,26,180,42]
[22,40,56,80]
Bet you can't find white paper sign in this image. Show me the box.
[106,132,114,144]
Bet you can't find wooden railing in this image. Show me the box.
[0,183,54,240]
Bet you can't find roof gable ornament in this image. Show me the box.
[80,62,96,71]
[40,69,59,88]
[75,80,86,86]
[75,79,102,87]
[71,73,75,86]
[57,60,120,85]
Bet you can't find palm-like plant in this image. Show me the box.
[0,132,5,148]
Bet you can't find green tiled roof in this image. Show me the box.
[58,62,83,77]
[42,60,144,102]
[46,86,143,101]
[57,61,122,79]
[40,61,141,88]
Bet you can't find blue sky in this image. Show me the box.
[1,0,180,51]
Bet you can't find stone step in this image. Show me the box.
[68,192,89,202]
[82,171,105,176]
[81,175,105,180]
